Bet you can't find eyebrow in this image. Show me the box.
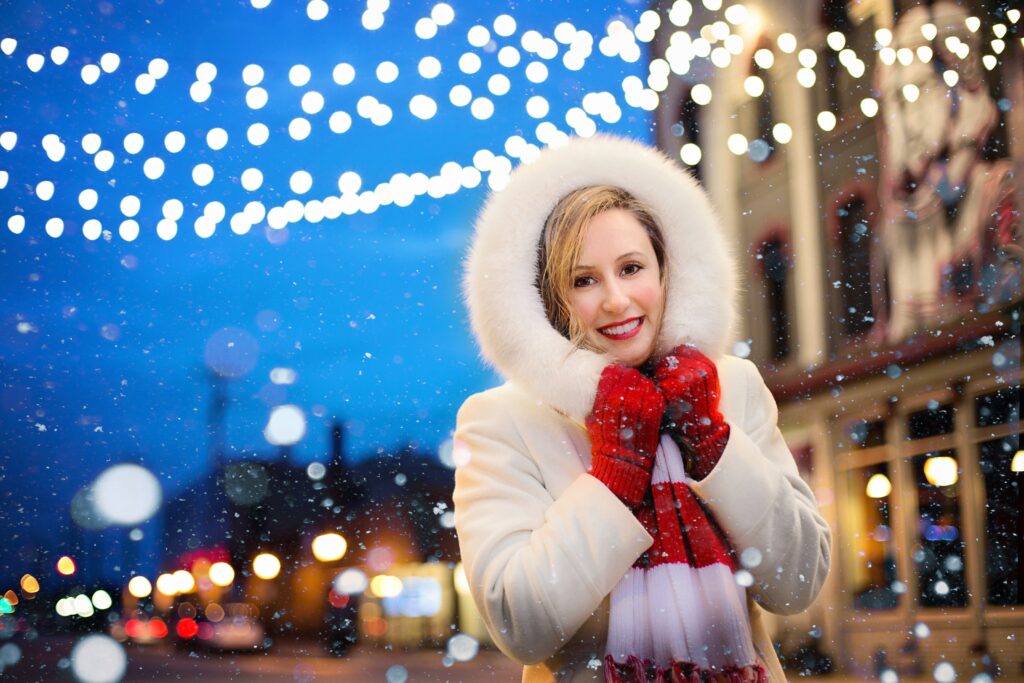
[573,251,646,271]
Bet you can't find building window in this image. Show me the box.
[975,386,1022,606]
[757,237,792,362]
[912,449,968,608]
[848,461,900,610]
[835,197,876,337]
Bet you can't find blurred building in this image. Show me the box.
[653,0,1021,677]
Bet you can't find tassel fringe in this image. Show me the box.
[605,655,768,683]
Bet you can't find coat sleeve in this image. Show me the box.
[689,359,832,615]
[452,390,654,665]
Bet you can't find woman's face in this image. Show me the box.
[567,208,664,367]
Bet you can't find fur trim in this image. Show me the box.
[464,135,737,422]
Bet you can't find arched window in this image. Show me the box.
[756,235,792,361]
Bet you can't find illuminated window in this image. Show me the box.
[912,450,968,608]
[847,462,899,610]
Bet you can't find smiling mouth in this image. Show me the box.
[598,317,643,340]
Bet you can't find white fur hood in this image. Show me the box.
[463,135,738,423]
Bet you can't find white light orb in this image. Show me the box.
[415,18,438,40]
[51,45,69,64]
[82,219,102,240]
[92,463,161,525]
[148,58,169,78]
[431,3,454,25]
[525,61,548,83]
[333,567,368,594]
[71,634,127,683]
[488,74,510,95]
[156,219,177,240]
[195,62,217,82]
[164,131,186,153]
[370,104,392,126]
[494,14,516,36]
[35,180,55,201]
[526,95,549,118]
[458,52,481,74]
[817,110,837,131]
[376,61,398,83]
[8,215,25,234]
[409,94,438,119]
[307,0,328,20]
[79,189,99,210]
[135,74,156,95]
[498,46,521,67]
[251,0,271,7]
[332,63,355,85]
[162,198,185,220]
[241,168,264,191]
[45,217,64,238]
[127,576,152,598]
[361,10,384,30]
[338,171,362,194]
[194,215,215,238]
[797,68,816,88]
[744,75,764,97]
[470,97,494,120]
[247,123,269,146]
[754,48,774,69]
[289,64,311,86]
[252,553,281,580]
[94,150,114,172]
[206,128,228,150]
[467,25,490,47]
[242,64,264,86]
[119,219,140,241]
[418,56,441,78]
[860,98,878,118]
[246,87,269,109]
[447,634,479,662]
[99,52,120,73]
[265,404,307,446]
[209,562,235,587]
[203,201,226,222]
[120,195,140,217]
[727,133,748,155]
[81,64,101,85]
[328,111,352,133]
[289,118,312,140]
[192,163,214,186]
[680,142,702,165]
[301,91,324,115]
[902,84,920,103]
[449,85,471,107]
[691,83,712,105]
[189,81,211,103]
[290,170,313,194]
[0,38,15,56]
[772,122,793,143]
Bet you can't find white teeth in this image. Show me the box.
[601,318,640,336]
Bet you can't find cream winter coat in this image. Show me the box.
[453,135,831,682]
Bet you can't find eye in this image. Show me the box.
[573,275,595,288]
[621,262,643,276]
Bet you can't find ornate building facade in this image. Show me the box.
[654,0,1021,676]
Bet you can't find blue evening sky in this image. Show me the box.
[0,0,655,547]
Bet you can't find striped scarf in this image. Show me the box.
[604,434,768,683]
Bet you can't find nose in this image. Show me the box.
[601,281,630,314]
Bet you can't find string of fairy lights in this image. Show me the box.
[0,0,1019,241]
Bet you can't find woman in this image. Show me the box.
[454,135,831,682]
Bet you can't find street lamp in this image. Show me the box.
[155,573,178,597]
[252,553,281,580]
[312,533,347,562]
[128,576,152,598]
[209,562,235,587]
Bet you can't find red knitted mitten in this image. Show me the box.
[587,365,666,508]
[653,345,730,480]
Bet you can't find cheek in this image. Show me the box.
[635,281,665,316]
[568,292,600,326]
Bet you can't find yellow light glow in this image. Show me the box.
[155,573,177,596]
[369,574,403,598]
[944,35,961,52]
[744,75,764,97]
[897,48,913,65]
[1011,450,1024,472]
[796,68,816,88]
[875,28,892,47]
[797,48,816,68]
[902,84,920,102]
[312,533,348,562]
[993,23,1007,38]
[965,16,981,32]
[991,39,1005,55]
[777,32,796,53]
[817,111,837,131]
[943,70,959,87]
[923,456,958,487]
[253,553,281,580]
[723,4,747,25]
[209,562,235,587]
[128,576,152,598]
[826,31,845,51]
[1007,9,1020,24]
[921,23,937,41]
[772,122,792,144]
[173,569,196,594]
[691,83,712,105]
[879,47,896,65]
[20,574,39,594]
[860,97,879,117]
[916,45,933,63]
[866,473,892,498]
[983,54,997,71]
[56,556,76,576]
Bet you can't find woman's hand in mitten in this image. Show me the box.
[586,364,666,509]
[653,345,730,480]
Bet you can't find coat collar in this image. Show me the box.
[464,135,737,423]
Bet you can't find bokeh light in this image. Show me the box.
[252,553,281,580]
[127,576,152,598]
[71,634,127,683]
[92,464,162,526]
[312,533,348,562]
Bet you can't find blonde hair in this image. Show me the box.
[537,185,668,350]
